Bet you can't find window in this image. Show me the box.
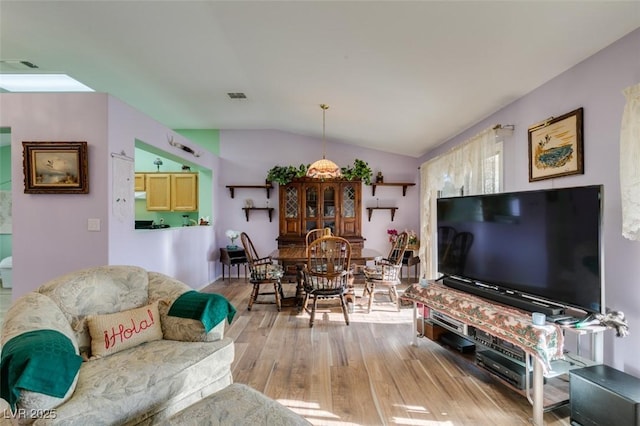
[419,128,503,279]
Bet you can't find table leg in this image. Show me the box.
[295,267,304,312]
[593,332,604,364]
[532,360,544,426]
[525,355,544,426]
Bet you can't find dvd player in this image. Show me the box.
[476,350,533,390]
[471,328,526,362]
[430,310,469,335]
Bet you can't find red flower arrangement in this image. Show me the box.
[387,229,419,246]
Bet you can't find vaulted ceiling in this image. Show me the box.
[1,1,638,157]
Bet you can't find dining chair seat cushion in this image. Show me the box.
[251,264,284,281]
[363,265,401,281]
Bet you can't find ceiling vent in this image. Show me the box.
[227,92,247,99]
[0,60,39,70]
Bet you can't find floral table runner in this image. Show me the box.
[402,282,564,374]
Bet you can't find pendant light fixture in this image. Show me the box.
[306,104,342,179]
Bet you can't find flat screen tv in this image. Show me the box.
[437,185,603,315]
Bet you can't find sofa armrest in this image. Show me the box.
[1,292,77,348]
[157,300,226,342]
[147,271,193,302]
[147,272,226,342]
[1,293,81,414]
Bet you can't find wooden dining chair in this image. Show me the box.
[240,232,284,311]
[362,231,409,313]
[302,236,352,327]
[305,227,332,252]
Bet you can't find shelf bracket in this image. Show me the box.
[243,207,274,222]
[366,207,397,222]
[370,182,415,197]
[226,184,273,199]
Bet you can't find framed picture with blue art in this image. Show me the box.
[22,141,89,193]
[528,107,584,182]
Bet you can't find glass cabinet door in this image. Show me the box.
[277,178,363,247]
[342,183,356,218]
[304,184,319,232]
[321,184,337,234]
[286,185,300,218]
[340,181,360,237]
[280,183,301,236]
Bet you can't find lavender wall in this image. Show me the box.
[1,93,111,295]
[106,97,219,286]
[216,130,421,265]
[0,93,220,299]
[0,91,421,299]
[420,28,640,374]
[5,28,633,374]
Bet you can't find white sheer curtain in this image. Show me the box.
[418,127,502,279]
[620,82,640,241]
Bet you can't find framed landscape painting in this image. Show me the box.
[528,107,584,182]
[23,141,89,193]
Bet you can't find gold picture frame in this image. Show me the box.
[23,141,89,194]
[528,107,584,182]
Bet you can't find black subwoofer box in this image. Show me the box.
[570,365,640,426]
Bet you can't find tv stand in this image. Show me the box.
[442,276,564,316]
[402,282,605,426]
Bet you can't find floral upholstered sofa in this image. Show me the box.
[0,265,236,425]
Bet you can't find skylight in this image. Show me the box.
[0,74,94,92]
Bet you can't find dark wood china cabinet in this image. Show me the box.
[277,178,364,247]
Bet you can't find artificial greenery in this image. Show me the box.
[266,164,308,185]
[341,159,373,185]
[266,159,372,185]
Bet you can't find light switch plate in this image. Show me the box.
[87,218,101,231]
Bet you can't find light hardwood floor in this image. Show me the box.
[202,278,571,426]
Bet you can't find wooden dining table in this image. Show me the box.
[268,246,383,310]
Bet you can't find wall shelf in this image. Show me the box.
[226,183,273,199]
[369,182,415,196]
[366,207,397,222]
[242,207,274,222]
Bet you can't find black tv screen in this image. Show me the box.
[437,185,603,314]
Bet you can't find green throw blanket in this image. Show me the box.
[168,291,236,332]
[0,329,83,409]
